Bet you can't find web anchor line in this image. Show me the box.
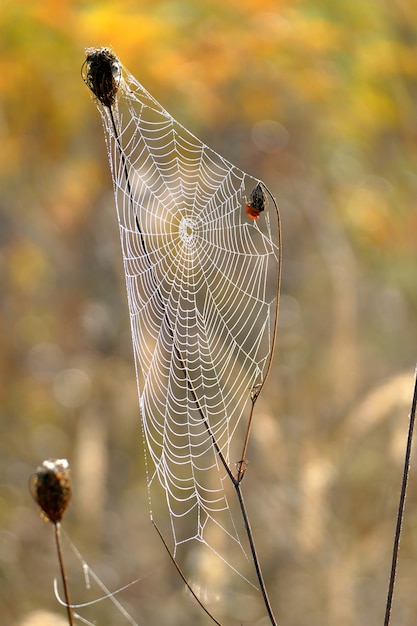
[83,47,281,626]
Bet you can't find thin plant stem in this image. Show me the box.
[153,520,224,626]
[235,483,277,626]
[54,521,74,626]
[383,367,417,626]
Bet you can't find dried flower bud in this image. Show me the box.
[82,47,122,108]
[30,459,72,523]
[245,183,268,221]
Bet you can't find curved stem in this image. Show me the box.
[237,186,281,483]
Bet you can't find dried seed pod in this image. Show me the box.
[245,182,267,221]
[30,459,72,523]
[82,47,122,108]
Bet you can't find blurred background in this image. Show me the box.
[1,0,417,624]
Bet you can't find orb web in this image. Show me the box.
[89,53,281,587]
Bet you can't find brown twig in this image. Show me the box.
[153,520,224,625]
[55,521,75,626]
[383,367,417,626]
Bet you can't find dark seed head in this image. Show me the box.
[30,459,72,524]
[82,47,122,108]
[247,183,267,213]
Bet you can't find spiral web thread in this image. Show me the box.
[94,59,280,586]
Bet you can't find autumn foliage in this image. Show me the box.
[2,1,417,625]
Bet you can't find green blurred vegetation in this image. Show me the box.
[1,0,417,624]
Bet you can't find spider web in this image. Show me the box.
[92,57,280,589]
